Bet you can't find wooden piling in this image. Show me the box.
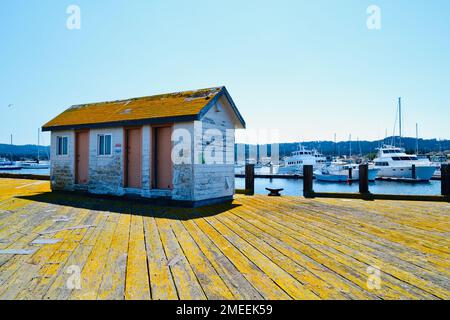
[303,165,314,198]
[245,164,255,196]
[441,164,450,197]
[348,167,353,181]
[359,164,370,194]
[412,164,417,180]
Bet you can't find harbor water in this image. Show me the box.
[2,168,442,196]
[235,177,441,196]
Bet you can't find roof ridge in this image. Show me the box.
[68,86,224,109]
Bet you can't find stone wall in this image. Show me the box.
[49,95,237,204]
[50,130,75,191]
[87,127,124,195]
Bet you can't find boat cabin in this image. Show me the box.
[42,87,246,207]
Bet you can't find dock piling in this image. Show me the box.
[303,165,314,198]
[441,164,450,197]
[245,164,255,196]
[412,164,417,180]
[359,164,370,195]
[348,167,353,181]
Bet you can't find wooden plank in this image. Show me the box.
[125,214,151,300]
[216,213,350,299]
[194,218,290,300]
[156,216,206,300]
[170,218,235,299]
[143,216,178,300]
[70,216,117,300]
[182,219,263,300]
[97,214,131,300]
[203,216,319,300]
[42,211,110,300]
[247,196,449,298]
[240,197,435,299]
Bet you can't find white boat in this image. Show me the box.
[277,145,327,175]
[373,145,436,181]
[315,162,379,182]
[0,159,22,171]
[430,154,449,178]
[18,161,50,169]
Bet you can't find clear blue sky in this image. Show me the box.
[1,0,449,145]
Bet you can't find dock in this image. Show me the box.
[0,178,449,300]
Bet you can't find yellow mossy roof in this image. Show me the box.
[42,87,227,130]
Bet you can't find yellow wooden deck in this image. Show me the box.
[0,178,449,300]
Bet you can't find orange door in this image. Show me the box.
[125,128,142,188]
[75,131,89,185]
[154,126,173,189]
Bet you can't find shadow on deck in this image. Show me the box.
[17,191,240,220]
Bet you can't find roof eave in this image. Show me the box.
[41,115,198,132]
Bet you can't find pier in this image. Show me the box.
[0,177,449,300]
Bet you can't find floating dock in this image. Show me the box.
[0,178,449,300]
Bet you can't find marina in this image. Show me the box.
[0,178,449,300]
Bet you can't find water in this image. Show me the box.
[0,168,50,175]
[235,177,442,196]
[2,168,441,196]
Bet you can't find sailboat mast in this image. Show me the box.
[398,97,402,148]
[416,123,419,155]
[37,128,40,163]
[349,134,352,157]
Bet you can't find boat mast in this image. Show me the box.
[416,123,419,155]
[334,133,337,156]
[10,134,13,162]
[37,128,40,163]
[398,97,402,148]
[349,134,352,157]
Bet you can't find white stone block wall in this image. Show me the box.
[87,127,124,196]
[50,130,75,191]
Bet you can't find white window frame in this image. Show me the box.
[56,136,69,156]
[97,133,113,157]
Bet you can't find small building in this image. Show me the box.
[42,87,245,206]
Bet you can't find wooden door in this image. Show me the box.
[154,126,173,189]
[75,131,89,185]
[125,128,142,188]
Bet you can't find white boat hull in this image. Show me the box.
[316,168,379,182]
[376,166,436,181]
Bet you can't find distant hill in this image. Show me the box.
[0,144,50,161]
[236,137,450,160]
[2,136,449,162]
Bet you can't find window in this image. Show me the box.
[98,134,112,156]
[56,136,68,156]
